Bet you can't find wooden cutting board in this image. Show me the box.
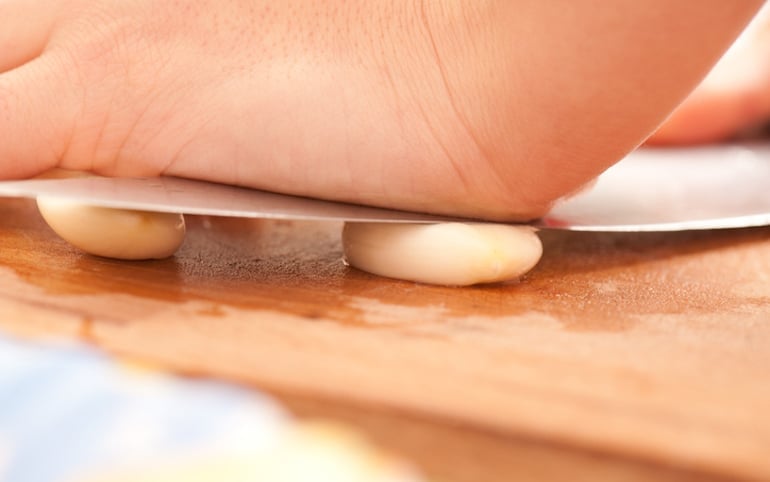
[1,197,769,482]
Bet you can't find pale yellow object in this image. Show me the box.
[36,197,186,260]
[342,222,543,286]
[76,422,421,482]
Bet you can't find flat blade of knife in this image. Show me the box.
[0,176,469,224]
[541,142,770,231]
[0,143,769,231]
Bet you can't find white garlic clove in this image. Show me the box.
[342,222,542,286]
[36,197,186,260]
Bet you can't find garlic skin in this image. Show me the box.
[36,197,186,260]
[342,223,542,286]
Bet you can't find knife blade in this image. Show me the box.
[0,175,470,224]
[540,142,770,231]
[0,143,768,231]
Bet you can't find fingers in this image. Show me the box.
[0,0,61,72]
[648,36,770,145]
[0,55,77,178]
[647,88,770,145]
[648,4,770,145]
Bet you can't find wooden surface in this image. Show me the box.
[1,197,770,481]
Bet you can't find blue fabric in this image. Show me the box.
[0,333,288,482]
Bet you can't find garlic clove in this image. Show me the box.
[36,197,186,260]
[342,222,542,286]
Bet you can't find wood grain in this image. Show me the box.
[1,197,769,481]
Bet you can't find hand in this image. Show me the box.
[0,0,761,220]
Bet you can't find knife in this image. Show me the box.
[0,143,769,231]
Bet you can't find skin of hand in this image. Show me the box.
[649,4,770,145]
[0,0,762,221]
